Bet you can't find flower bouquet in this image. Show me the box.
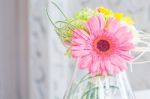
[47,2,150,99]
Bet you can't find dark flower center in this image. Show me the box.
[97,40,110,52]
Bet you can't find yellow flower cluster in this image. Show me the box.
[97,7,134,25]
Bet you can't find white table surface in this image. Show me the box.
[135,90,150,99]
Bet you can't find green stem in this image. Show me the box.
[46,8,57,28]
[55,21,77,28]
[72,74,101,96]
[81,87,99,99]
[72,73,90,93]
[51,1,68,19]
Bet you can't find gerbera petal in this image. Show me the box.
[79,55,92,69]
[89,56,100,73]
[107,18,120,34]
[102,69,107,76]
[73,29,89,40]
[115,26,133,44]
[108,63,114,74]
[85,16,105,36]
[119,32,133,44]
[119,42,135,51]
[104,59,112,74]
[72,45,92,51]
[115,26,128,35]
[117,51,134,61]
[72,50,90,58]
[98,15,105,30]
[119,64,128,71]
[99,58,105,70]
[109,55,126,70]
[98,59,107,76]
[113,66,120,74]
[72,38,87,45]
[110,56,121,66]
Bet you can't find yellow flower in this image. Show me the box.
[122,16,134,25]
[114,13,123,20]
[96,7,134,25]
[97,7,113,16]
[114,12,134,25]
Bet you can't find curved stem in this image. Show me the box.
[133,60,150,64]
[55,20,77,29]
[133,40,150,62]
[51,1,68,19]
[45,7,57,28]
[81,87,98,99]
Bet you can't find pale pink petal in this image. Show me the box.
[119,32,133,44]
[110,56,122,66]
[85,16,105,36]
[72,50,90,58]
[89,34,95,41]
[107,18,120,34]
[102,69,107,76]
[104,59,112,74]
[108,63,114,74]
[79,55,92,69]
[111,54,125,63]
[115,26,133,44]
[72,38,87,45]
[119,64,128,71]
[98,58,108,76]
[119,43,135,51]
[99,58,105,70]
[113,66,120,74]
[85,16,99,35]
[64,42,71,46]
[73,29,89,40]
[89,56,100,73]
[109,55,127,71]
[108,57,124,74]
[114,62,128,71]
[98,15,105,30]
[98,30,105,36]
[115,26,128,36]
[117,51,134,61]
[98,67,102,74]
[72,45,92,51]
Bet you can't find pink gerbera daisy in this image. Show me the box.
[71,16,135,75]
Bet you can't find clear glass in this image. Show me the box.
[64,63,136,99]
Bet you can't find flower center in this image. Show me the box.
[97,40,110,52]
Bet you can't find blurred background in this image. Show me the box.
[0,0,150,99]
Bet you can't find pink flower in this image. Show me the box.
[71,16,135,76]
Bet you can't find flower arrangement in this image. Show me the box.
[47,2,150,99]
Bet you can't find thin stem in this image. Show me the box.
[139,30,150,34]
[81,84,118,99]
[72,73,90,94]
[129,63,133,72]
[55,22,75,33]
[133,60,150,64]
[81,87,99,99]
[133,40,150,62]
[134,47,150,52]
[55,21,77,29]
[45,7,57,28]
[51,1,68,19]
